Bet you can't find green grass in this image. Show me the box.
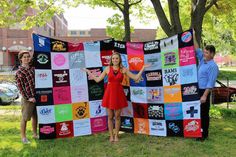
[0,107,236,157]
[218,70,236,80]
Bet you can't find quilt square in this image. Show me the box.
[147,87,164,103]
[68,42,84,52]
[164,85,182,103]
[181,83,200,102]
[70,85,89,103]
[182,101,201,119]
[73,119,92,136]
[133,103,148,119]
[89,100,107,118]
[34,51,51,69]
[183,119,201,137]
[130,71,146,87]
[53,86,71,104]
[164,103,183,120]
[121,101,133,117]
[178,30,193,48]
[123,86,131,101]
[143,40,161,54]
[114,41,126,54]
[84,41,102,68]
[51,52,69,70]
[100,38,114,50]
[179,46,196,66]
[144,53,162,71]
[68,51,86,68]
[51,38,68,52]
[145,70,163,87]
[35,88,53,106]
[72,102,90,120]
[33,34,51,52]
[149,119,167,136]
[148,104,165,119]
[160,35,178,52]
[120,116,134,133]
[130,87,147,103]
[100,50,112,66]
[128,55,144,71]
[56,121,74,138]
[161,49,179,68]
[35,70,53,88]
[55,104,73,122]
[69,68,87,87]
[39,123,56,139]
[180,64,198,84]
[37,105,55,124]
[120,53,129,68]
[134,118,149,135]
[52,70,70,87]
[166,120,183,137]
[162,67,180,86]
[126,42,144,56]
[90,116,108,133]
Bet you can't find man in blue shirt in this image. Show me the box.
[194,32,219,141]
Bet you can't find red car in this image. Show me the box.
[212,80,236,104]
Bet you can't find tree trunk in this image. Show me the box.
[168,0,183,33]
[123,0,131,41]
[190,0,207,47]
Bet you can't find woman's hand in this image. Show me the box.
[142,64,151,70]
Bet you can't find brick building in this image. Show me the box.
[0,8,68,71]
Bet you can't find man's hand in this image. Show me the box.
[28,98,36,103]
[200,95,207,103]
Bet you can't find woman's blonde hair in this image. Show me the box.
[109,51,123,68]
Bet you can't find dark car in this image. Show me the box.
[212,80,236,104]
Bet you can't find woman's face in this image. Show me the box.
[111,54,120,66]
[20,53,31,65]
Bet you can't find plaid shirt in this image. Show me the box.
[15,66,35,100]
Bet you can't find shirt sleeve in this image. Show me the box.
[206,64,219,89]
[15,73,29,99]
[196,48,204,62]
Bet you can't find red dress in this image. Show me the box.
[102,66,128,110]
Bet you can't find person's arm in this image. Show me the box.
[193,29,204,61]
[15,74,29,100]
[200,89,211,103]
[193,29,199,50]
[124,64,150,81]
[85,67,108,83]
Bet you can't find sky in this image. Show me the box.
[63,5,159,30]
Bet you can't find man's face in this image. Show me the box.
[203,49,214,61]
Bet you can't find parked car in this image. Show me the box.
[0,86,15,105]
[0,82,19,100]
[212,80,236,104]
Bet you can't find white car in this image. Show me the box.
[0,86,15,105]
[0,82,19,100]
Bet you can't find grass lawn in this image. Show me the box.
[218,70,236,80]
[0,107,236,157]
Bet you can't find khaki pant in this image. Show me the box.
[21,98,36,121]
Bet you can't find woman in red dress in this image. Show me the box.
[85,52,149,142]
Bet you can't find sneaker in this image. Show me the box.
[22,138,30,144]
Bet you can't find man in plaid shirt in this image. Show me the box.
[16,50,38,144]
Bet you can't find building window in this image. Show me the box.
[80,31,85,36]
[70,31,77,35]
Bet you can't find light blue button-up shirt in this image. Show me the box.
[196,48,219,89]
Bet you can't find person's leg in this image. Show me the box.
[21,119,27,140]
[32,113,38,138]
[114,109,121,142]
[199,89,211,140]
[107,109,114,142]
